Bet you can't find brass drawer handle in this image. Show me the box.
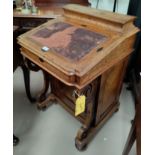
[81,24,87,27]
[72,90,80,98]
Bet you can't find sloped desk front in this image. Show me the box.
[18,4,139,151]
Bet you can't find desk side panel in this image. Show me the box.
[95,57,129,124]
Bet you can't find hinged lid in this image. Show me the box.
[29,21,107,61]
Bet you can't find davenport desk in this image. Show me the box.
[18,4,139,150]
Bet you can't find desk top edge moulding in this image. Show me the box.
[17,4,139,151]
[18,4,139,89]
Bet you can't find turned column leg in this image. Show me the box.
[37,71,50,102]
[21,64,36,103]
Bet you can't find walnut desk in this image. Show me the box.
[13,6,60,31]
[18,4,139,151]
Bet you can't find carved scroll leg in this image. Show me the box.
[21,64,36,103]
[37,73,57,110]
[75,100,95,151]
[37,94,56,111]
[37,70,50,102]
[75,102,119,151]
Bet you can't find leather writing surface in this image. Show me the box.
[30,22,107,61]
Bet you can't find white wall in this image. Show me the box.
[89,0,130,14]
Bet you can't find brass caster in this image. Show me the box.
[37,105,47,111]
[77,127,88,140]
[75,142,87,151]
[38,95,46,102]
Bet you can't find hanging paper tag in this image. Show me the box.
[75,95,86,116]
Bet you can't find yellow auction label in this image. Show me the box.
[75,95,86,116]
